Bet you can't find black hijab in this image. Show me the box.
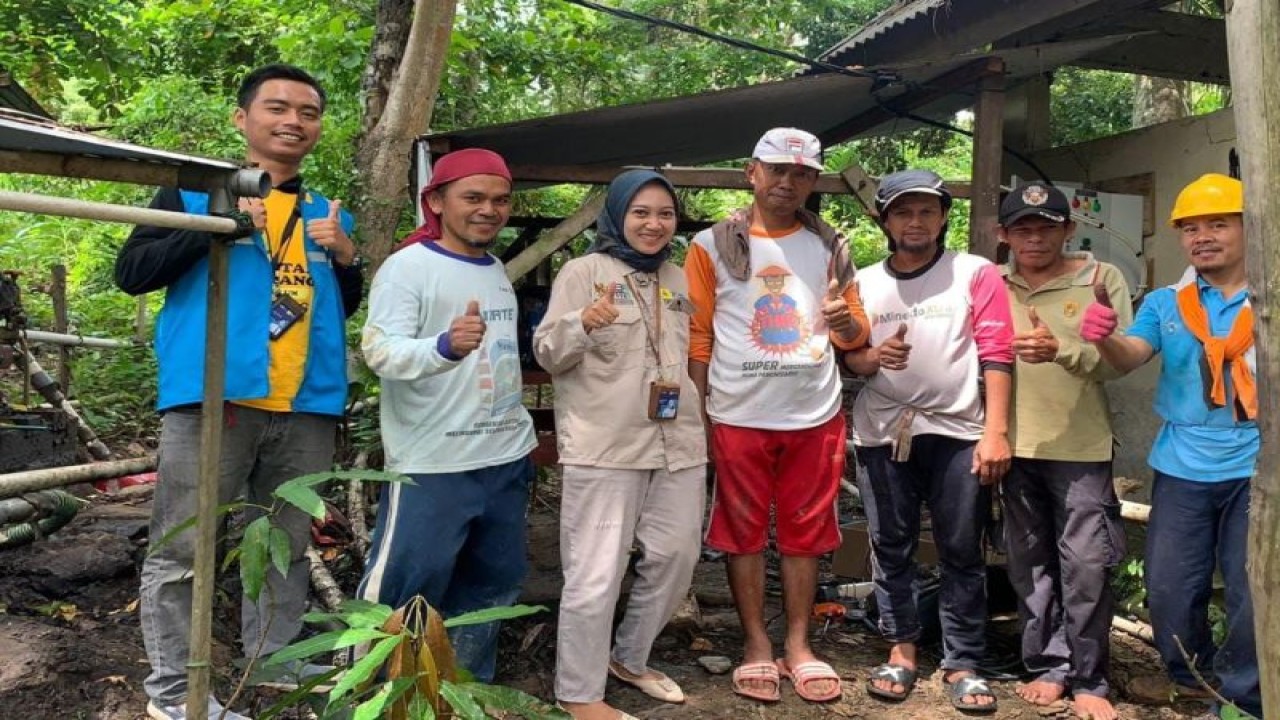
[586,169,679,273]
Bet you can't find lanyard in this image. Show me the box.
[267,190,304,272]
[624,274,668,381]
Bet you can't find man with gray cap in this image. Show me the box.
[843,169,1013,711]
[685,127,869,703]
[998,181,1131,720]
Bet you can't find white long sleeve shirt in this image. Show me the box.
[362,241,535,473]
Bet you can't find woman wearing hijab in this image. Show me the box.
[534,170,707,720]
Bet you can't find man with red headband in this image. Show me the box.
[358,148,536,682]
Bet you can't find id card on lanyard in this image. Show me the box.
[267,192,308,341]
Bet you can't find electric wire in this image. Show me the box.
[559,0,1058,182]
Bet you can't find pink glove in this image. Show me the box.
[1080,284,1118,342]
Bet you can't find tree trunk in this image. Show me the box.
[1226,0,1280,716]
[1131,75,1188,129]
[354,0,459,269]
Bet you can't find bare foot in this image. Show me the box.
[870,643,917,697]
[558,700,627,720]
[1073,693,1118,720]
[1017,678,1066,705]
[944,670,996,709]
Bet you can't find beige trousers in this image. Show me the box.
[554,464,706,702]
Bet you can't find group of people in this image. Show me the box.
[117,61,1261,720]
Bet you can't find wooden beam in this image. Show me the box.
[839,164,879,218]
[820,57,1003,146]
[1226,0,1280,715]
[505,164,971,198]
[505,191,606,282]
[968,62,1006,261]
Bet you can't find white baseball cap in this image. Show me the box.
[752,127,824,171]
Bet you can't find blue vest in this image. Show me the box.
[154,190,353,416]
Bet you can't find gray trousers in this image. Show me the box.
[140,406,336,704]
[555,465,706,703]
[1001,458,1124,697]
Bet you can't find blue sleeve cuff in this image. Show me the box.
[437,332,463,361]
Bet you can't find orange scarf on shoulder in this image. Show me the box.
[1175,282,1257,420]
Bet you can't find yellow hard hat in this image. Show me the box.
[1169,173,1243,226]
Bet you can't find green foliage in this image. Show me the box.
[1050,68,1134,147]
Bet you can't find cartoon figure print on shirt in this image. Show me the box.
[749,264,817,358]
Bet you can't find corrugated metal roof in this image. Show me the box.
[0,68,52,120]
[423,37,1123,170]
[0,114,241,170]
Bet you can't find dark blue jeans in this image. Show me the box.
[856,436,989,671]
[359,456,533,682]
[1145,471,1262,719]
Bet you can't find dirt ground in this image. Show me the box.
[0,483,1221,720]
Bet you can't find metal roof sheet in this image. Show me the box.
[423,37,1124,170]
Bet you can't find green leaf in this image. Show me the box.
[1220,704,1259,720]
[240,516,272,602]
[443,604,546,628]
[147,501,241,556]
[265,627,390,667]
[458,682,570,719]
[407,691,437,720]
[329,634,403,703]
[221,546,241,574]
[353,680,398,720]
[274,482,327,520]
[439,680,486,720]
[304,599,395,629]
[268,526,293,578]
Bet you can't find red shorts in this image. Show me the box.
[704,412,845,557]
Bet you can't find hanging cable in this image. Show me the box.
[559,0,1058,182]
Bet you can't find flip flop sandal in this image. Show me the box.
[776,659,842,703]
[731,660,781,703]
[945,674,998,714]
[866,663,916,701]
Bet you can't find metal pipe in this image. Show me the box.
[0,456,155,497]
[22,329,136,349]
[0,189,238,233]
[13,349,111,460]
[0,148,268,198]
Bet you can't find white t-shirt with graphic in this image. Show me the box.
[690,225,843,430]
[362,241,536,473]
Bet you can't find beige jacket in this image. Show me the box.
[533,254,706,472]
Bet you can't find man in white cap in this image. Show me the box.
[685,127,869,704]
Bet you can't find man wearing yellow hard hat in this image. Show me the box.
[1073,173,1262,719]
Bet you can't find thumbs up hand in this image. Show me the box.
[821,279,859,340]
[1080,284,1119,343]
[307,199,357,267]
[1012,305,1059,364]
[876,322,912,371]
[582,282,622,334]
[448,299,487,358]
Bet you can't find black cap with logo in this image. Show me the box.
[999,181,1070,226]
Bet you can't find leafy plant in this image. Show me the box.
[184,469,566,719]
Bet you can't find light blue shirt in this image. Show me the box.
[1125,278,1259,481]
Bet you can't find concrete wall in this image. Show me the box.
[1016,109,1238,489]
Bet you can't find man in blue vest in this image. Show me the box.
[115,64,364,720]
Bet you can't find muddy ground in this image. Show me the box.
[0,481,1219,720]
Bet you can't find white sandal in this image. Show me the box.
[608,659,686,703]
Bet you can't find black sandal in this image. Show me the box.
[944,673,997,714]
[866,663,916,701]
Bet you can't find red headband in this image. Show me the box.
[394,148,512,252]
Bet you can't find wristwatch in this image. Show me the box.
[339,254,366,270]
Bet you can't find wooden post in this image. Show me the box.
[49,264,69,394]
[185,212,233,720]
[505,191,606,283]
[968,61,1006,261]
[1226,0,1280,715]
